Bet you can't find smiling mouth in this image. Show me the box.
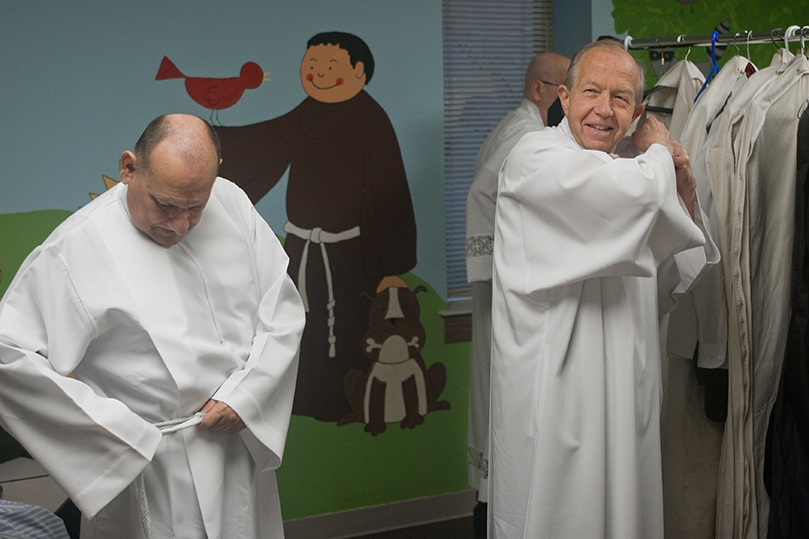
[311,81,340,90]
[587,124,613,132]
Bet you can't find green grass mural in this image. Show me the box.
[612,0,809,88]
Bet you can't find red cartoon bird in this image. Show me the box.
[156,56,267,121]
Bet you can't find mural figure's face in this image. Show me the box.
[559,47,644,154]
[120,141,217,247]
[300,43,366,103]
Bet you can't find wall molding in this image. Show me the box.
[283,489,477,539]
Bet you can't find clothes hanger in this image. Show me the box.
[694,30,720,102]
[802,26,809,56]
[678,35,693,62]
[623,35,633,51]
[771,28,782,51]
[743,31,757,77]
[747,31,753,59]
[785,25,802,53]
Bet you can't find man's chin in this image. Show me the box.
[585,139,618,153]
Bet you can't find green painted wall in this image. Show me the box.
[612,0,809,87]
[0,211,73,298]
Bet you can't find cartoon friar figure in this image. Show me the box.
[215,32,417,423]
[339,278,449,435]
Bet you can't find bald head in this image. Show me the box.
[524,52,571,124]
[134,114,221,174]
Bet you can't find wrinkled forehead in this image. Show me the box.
[578,48,641,94]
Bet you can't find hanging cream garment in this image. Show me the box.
[465,98,545,502]
[641,59,705,140]
[661,55,754,539]
[705,49,806,539]
[723,53,809,539]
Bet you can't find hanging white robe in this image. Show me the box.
[489,118,718,539]
[465,98,545,501]
[0,178,306,539]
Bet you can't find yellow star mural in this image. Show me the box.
[89,175,119,200]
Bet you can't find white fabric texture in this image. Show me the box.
[489,118,717,539]
[464,98,545,501]
[0,178,306,539]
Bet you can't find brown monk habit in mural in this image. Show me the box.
[216,32,417,422]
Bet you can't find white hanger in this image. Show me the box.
[677,35,692,61]
[747,30,753,59]
[785,25,802,52]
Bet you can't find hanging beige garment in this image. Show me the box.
[641,59,705,140]
[660,56,754,539]
[706,49,807,539]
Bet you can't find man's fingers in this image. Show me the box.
[631,117,671,151]
[197,400,245,432]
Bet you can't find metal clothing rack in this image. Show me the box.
[624,25,809,51]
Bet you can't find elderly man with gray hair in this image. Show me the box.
[488,40,719,539]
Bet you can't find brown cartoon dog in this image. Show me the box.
[339,283,449,435]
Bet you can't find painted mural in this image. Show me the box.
[0,0,463,523]
[211,32,449,428]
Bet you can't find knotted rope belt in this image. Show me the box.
[137,412,205,539]
[284,222,361,358]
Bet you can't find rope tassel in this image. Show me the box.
[136,412,205,538]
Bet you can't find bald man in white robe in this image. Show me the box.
[0,114,305,538]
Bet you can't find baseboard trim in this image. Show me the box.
[283,489,477,539]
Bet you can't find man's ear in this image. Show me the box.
[558,85,570,117]
[119,151,137,185]
[530,80,543,103]
[632,103,645,122]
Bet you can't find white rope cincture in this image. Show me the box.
[136,412,205,539]
[284,221,361,358]
[136,473,152,539]
[153,412,205,434]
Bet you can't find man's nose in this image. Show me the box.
[594,94,613,117]
[167,211,192,236]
